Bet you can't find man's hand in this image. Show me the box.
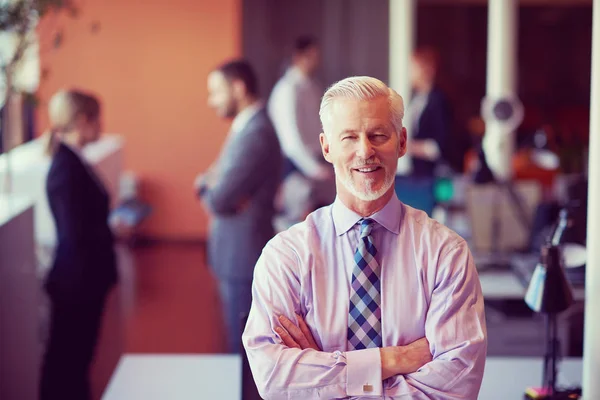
[109,216,134,240]
[409,139,440,161]
[275,314,321,351]
[194,173,204,192]
[381,337,432,380]
[194,165,219,193]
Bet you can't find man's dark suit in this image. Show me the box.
[199,108,282,354]
[40,142,117,400]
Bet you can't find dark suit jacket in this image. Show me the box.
[411,86,451,177]
[200,108,282,281]
[45,143,117,299]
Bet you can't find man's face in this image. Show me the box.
[296,45,320,75]
[207,70,237,119]
[320,96,406,202]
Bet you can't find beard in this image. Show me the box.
[223,101,238,119]
[335,158,396,201]
[216,97,238,119]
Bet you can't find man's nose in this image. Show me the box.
[356,136,375,159]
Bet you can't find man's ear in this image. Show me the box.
[398,127,408,158]
[320,133,332,164]
[231,79,246,99]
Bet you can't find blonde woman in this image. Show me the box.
[40,89,117,400]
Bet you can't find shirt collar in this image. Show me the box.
[231,101,262,134]
[331,193,403,236]
[286,66,309,82]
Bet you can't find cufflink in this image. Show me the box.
[363,384,373,392]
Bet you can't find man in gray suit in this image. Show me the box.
[196,59,282,354]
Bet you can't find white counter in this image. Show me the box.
[0,195,40,400]
[102,354,242,400]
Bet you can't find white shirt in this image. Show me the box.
[405,91,430,137]
[267,67,325,179]
[243,195,487,399]
[398,90,440,170]
[219,102,263,156]
[396,91,430,176]
[231,101,262,135]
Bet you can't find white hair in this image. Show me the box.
[319,76,405,136]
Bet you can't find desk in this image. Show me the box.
[480,357,582,399]
[0,195,39,400]
[103,354,581,400]
[478,267,585,302]
[102,354,242,400]
[479,269,529,300]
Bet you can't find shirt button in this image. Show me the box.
[333,350,342,358]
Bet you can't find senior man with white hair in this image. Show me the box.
[243,76,487,399]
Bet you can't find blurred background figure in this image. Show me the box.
[395,47,452,216]
[196,60,282,354]
[40,89,118,400]
[406,47,451,177]
[268,36,334,228]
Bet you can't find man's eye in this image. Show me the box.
[372,134,388,140]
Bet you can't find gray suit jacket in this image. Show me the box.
[200,108,282,280]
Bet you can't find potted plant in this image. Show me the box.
[0,0,75,194]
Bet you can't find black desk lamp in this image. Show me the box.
[524,241,580,399]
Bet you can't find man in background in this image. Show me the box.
[196,60,282,354]
[268,36,334,226]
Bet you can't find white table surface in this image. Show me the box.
[478,269,586,301]
[102,354,242,400]
[480,357,582,400]
[479,269,528,300]
[102,354,582,400]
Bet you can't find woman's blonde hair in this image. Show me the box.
[46,89,101,155]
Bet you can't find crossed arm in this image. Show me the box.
[276,313,432,381]
[242,238,487,399]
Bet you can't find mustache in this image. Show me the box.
[350,158,384,169]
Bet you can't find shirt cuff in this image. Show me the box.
[345,348,383,397]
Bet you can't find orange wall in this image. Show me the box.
[37,0,240,239]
